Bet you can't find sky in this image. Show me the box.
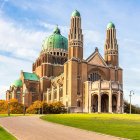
[0,0,140,106]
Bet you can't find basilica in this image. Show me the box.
[6,10,123,113]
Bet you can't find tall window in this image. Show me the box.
[88,72,101,82]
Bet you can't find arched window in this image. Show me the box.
[89,72,101,82]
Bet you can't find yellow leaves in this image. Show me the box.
[0,99,23,114]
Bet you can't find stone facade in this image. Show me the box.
[6,10,123,113]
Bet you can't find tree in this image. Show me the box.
[124,100,140,114]
[26,101,66,114]
[0,99,24,114]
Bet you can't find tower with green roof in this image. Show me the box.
[104,22,119,67]
[68,10,83,59]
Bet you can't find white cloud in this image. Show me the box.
[0,85,8,100]
[0,17,47,61]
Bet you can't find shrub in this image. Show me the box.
[0,100,8,114]
[9,99,23,114]
[26,101,66,114]
[0,99,23,114]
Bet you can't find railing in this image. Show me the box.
[90,80,123,91]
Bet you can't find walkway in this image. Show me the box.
[0,116,128,140]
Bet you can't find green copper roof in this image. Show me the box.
[71,10,80,17]
[42,26,68,51]
[107,22,115,29]
[53,26,60,34]
[23,72,39,81]
[12,79,23,87]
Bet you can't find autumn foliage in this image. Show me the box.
[0,99,23,114]
[26,101,66,114]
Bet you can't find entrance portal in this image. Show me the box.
[101,94,109,112]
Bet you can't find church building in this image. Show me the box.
[6,10,123,113]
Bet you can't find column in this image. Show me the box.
[117,91,121,113]
[98,81,101,113]
[57,84,60,101]
[98,94,101,113]
[47,91,49,103]
[109,92,112,113]
[51,87,54,102]
[109,82,112,113]
[88,91,91,113]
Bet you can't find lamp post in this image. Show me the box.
[42,93,44,115]
[8,100,10,116]
[23,89,28,115]
[23,93,25,115]
[129,90,134,114]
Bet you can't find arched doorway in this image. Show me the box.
[91,94,98,112]
[101,94,109,112]
[112,94,117,113]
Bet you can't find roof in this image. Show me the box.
[42,26,68,51]
[86,48,107,67]
[71,10,80,17]
[12,79,23,87]
[23,72,39,81]
[107,22,115,29]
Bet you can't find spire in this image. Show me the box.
[68,10,83,59]
[104,22,119,67]
[53,25,61,34]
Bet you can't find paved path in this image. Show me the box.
[0,116,128,140]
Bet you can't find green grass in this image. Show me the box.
[0,114,35,118]
[0,126,17,140]
[41,114,140,140]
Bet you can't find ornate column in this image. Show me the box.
[51,87,54,103]
[89,90,91,113]
[109,81,112,113]
[57,84,60,101]
[98,94,101,113]
[98,80,101,113]
[117,91,121,113]
[47,90,49,103]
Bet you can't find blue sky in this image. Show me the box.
[0,0,140,106]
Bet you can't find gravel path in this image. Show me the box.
[0,116,128,140]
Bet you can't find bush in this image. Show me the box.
[9,99,24,114]
[0,99,24,114]
[26,100,42,114]
[0,100,8,114]
[26,101,66,114]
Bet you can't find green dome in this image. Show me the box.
[12,79,23,87]
[42,26,68,51]
[107,22,115,29]
[71,10,80,17]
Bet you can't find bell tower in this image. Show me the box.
[68,10,83,60]
[104,22,119,67]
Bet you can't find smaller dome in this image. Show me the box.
[107,22,115,29]
[12,79,23,87]
[71,10,80,17]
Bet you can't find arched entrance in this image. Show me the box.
[101,94,109,112]
[91,94,98,112]
[112,94,117,113]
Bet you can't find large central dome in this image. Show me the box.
[42,26,68,52]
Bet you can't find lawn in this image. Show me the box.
[0,126,17,140]
[41,113,140,140]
